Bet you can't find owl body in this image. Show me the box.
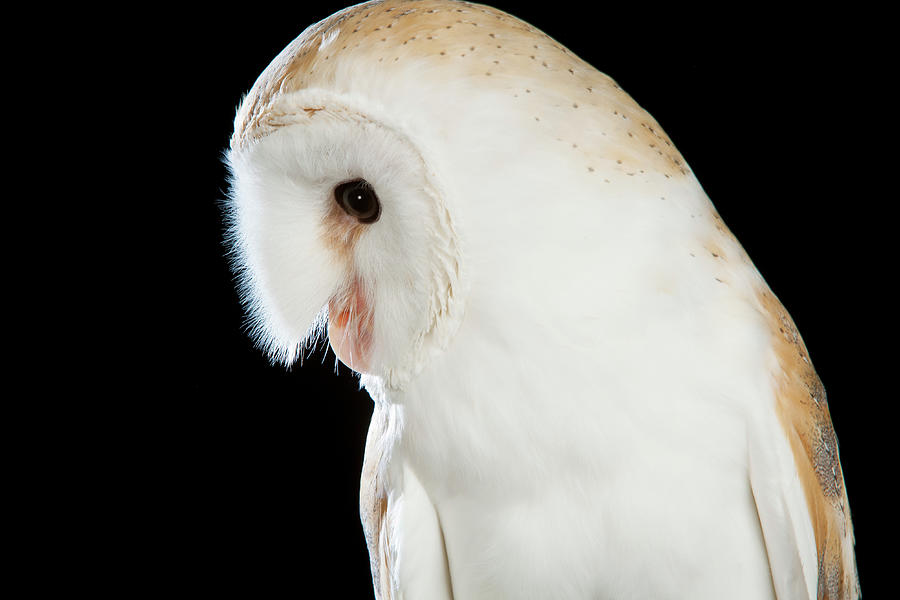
[365,171,781,599]
[226,1,858,598]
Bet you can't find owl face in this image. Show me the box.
[225,89,464,384]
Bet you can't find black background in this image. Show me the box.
[63,2,885,596]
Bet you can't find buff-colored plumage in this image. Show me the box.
[225,1,859,598]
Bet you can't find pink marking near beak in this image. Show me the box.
[327,279,373,373]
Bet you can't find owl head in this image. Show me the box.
[225,0,697,389]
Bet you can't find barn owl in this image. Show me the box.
[225,1,859,598]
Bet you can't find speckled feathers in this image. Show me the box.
[232,0,688,180]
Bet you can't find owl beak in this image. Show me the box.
[327,279,373,373]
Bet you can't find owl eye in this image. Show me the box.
[335,179,381,224]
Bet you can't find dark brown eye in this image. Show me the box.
[335,179,381,223]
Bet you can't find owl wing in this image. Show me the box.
[360,405,453,600]
[748,290,859,600]
[360,406,394,599]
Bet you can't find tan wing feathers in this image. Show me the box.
[360,406,394,600]
[757,288,859,599]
